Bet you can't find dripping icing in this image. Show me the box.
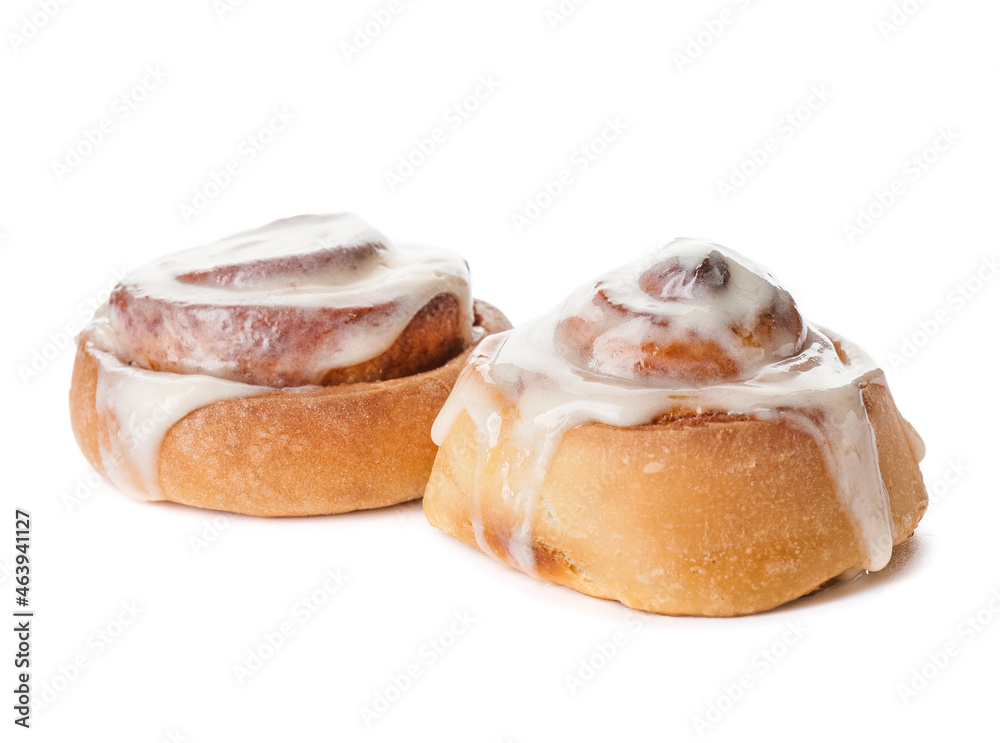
[80,213,475,500]
[433,240,900,574]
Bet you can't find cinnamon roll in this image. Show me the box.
[423,239,928,616]
[69,213,510,516]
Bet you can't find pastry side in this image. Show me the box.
[71,300,510,517]
[424,379,927,616]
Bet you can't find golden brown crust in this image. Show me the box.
[422,381,928,617]
[69,300,511,517]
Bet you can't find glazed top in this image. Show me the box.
[106,213,473,386]
[434,239,924,574]
[80,213,474,499]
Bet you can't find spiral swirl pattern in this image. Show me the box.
[553,240,806,383]
[106,213,473,387]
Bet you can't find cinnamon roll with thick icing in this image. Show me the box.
[423,239,928,616]
[69,214,510,516]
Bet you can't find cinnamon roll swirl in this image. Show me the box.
[423,239,928,616]
[69,213,511,516]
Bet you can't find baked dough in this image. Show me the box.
[68,213,511,516]
[71,300,510,517]
[423,239,928,616]
[425,377,926,616]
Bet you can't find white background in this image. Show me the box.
[2,0,998,740]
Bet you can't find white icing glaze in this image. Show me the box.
[82,308,276,500]
[110,213,473,385]
[434,239,901,575]
[572,238,806,380]
[79,213,474,500]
